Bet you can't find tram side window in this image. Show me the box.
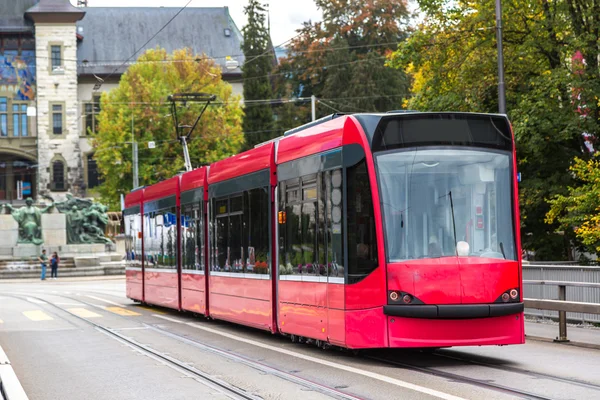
[124,212,141,263]
[181,203,203,271]
[211,187,269,274]
[279,174,327,276]
[347,161,378,283]
[144,207,178,269]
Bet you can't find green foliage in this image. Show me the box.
[94,48,243,210]
[241,0,275,149]
[389,0,600,260]
[547,154,600,255]
[278,0,410,117]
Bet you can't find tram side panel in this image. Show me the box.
[208,173,274,331]
[206,144,276,332]
[124,190,144,302]
[142,177,181,310]
[180,168,209,315]
[180,193,207,315]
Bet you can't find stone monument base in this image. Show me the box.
[0,215,18,248]
[0,243,110,259]
[42,213,67,246]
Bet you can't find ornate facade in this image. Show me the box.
[0,0,245,203]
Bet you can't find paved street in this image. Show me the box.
[0,277,599,400]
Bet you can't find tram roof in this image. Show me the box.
[143,175,179,204]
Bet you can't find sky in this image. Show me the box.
[69,0,323,45]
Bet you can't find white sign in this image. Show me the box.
[147,141,156,149]
[26,107,36,116]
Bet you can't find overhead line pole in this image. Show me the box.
[495,0,506,114]
[311,95,316,121]
[132,112,139,189]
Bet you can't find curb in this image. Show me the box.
[0,344,28,400]
[0,266,125,280]
[0,275,125,284]
[525,334,600,351]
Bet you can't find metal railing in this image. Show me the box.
[523,264,600,323]
[524,279,600,342]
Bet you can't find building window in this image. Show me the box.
[52,160,65,191]
[87,153,101,188]
[51,45,62,70]
[84,95,101,135]
[12,104,27,137]
[52,104,63,135]
[0,98,7,137]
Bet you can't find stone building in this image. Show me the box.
[0,0,245,203]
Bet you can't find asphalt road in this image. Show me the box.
[1,277,599,400]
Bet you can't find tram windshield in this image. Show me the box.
[376,148,516,262]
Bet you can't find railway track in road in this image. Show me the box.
[4,293,261,400]
[425,349,600,392]
[365,355,555,400]
[8,293,362,400]
[11,289,600,400]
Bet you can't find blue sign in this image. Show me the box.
[22,181,31,195]
[164,212,177,227]
[517,172,522,182]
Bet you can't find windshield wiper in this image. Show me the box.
[499,242,507,259]
[448,191,458,256]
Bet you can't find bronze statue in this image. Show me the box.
[1,197,54,245]
[55,195,112,244]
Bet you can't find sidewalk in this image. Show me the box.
[0,343,29,400]
[0,275,124,284]
[525,319,600,348]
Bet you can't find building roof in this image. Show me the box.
[0,0,37,33]
[76,7,244,77]
[25,0,85,23]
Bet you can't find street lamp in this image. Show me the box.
[495,0,506,114]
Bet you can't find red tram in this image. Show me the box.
[124,112,525,348]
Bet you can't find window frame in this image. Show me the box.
[0,97,7,137]
[48,43,64,73]
[83,95,101,136]
[209,187,271,277]
[143,205,179,270]
[11,102,27,137]
[50,159,66,191]
[49,101,66,137]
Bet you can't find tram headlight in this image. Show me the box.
[389,291,399,301]
[509,289,519,299]
[402,294,412,304]
[501,293,510,302]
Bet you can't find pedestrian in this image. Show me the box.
[51,251,59,279]
[38,249,48,280]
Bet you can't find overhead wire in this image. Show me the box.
[93,0,194,91]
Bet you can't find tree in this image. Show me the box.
[94,48,244,210]
[241,0,275,149]
[547,154,600,257]
[389,0,600,260]
[278,0,410,117]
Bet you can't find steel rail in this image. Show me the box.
[366,355,554,400]
[25,293,362,400]
[423,349,600,392]
[145,325,363,400]
[5,294,259,400]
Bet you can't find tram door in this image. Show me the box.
[323,169,345,345]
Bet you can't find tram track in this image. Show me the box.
[423,349,600,392]
[364,355,554,400]
[12,292,363,400]
[12,290,599,400]
[5,293,260,400]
